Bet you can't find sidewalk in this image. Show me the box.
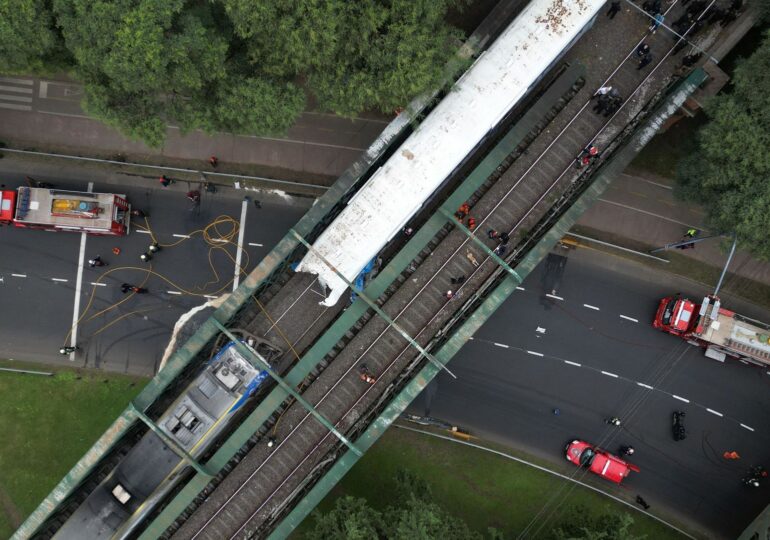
[575,167,770,289]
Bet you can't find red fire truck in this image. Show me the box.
[653,294,770,366]
[0,186,130,235]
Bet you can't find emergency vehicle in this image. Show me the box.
[0,186,129,235]
[653,294,770,366]
[565,440,639,484]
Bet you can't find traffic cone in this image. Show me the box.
[112,247,121,255]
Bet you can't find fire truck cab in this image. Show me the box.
[654,294,770,366]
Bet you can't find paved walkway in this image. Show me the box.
[0,74,388,179]
[577,168,770,287]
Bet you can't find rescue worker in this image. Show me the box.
[498,232,510,245]
[130,208,146,218]
[744,477,760,488]
[59,346,77,355]
[121,283,134,294]
[607,416,622,426]
[130,286,147,294]
[467,216,477,231]
[209,155,219,167]
[488,229,500,240]
[140,252,152,262]
[159,175,171,187]
[621,445,635,456]
[187,190,201,203]
[148,242,160,253]
[455,203,470,220]
[359,364,377,385]
[88,255,106,268]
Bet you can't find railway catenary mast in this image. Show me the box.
[297,0,605,306]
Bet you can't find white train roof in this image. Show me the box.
[297,0,604,306]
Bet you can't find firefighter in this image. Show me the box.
[159,175,172,187]
[606,416,622,426]
[148,242,160,253]
[359,364,377,385]
[455,203,470,220]
[621,445,635,456]
[88,255,106,268]
[140,252,152,262]
[744,477,760,488]
[59,346,77,355]
[467,216,477,231]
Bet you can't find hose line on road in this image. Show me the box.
[61,215,252,347]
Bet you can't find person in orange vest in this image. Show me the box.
[359,364,377,385]
[455,203,470,219]
[209,155,219,167]
[467,217,477,231]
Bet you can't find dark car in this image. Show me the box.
[672,410,686,441]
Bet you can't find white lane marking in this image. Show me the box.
[527,350,544,357]
[167,291,182,295]
[536,327,546,334]
[91,282,106,287]
[136,229,151,235]
[0,84,32,93]
[0,76,33,85]
[173,233,190,239]
[233,199,248,291]
[516,286,525,291]
[583,304,600,311]
[204,295,218,300]
[493,342,509,349]
[740,424,755,432]
[248,242,263,247]
[52,278,68,282]
[637,382,654,390]
[69,181,93,360]
[620,315,639,323]
[0,94,33,102]
[601,370,619,378]
[545,293,564,301]
[673,395,690,403]
[564,360,581,367]
[706,408,723,417]
[11,273,27,278]
[212,238,228,243]
[0,102,31,111]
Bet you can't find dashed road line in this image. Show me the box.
[173,233,191,239]
[167,291,182,295]
[248,242,263,247]
[601,370,618,378]
[545,293,564,301]
[637,382,654,390]
[673,395,690,403]
[564,360,581,367]
[136,229,151,235]
[90,282,106,287]
[516,286,525,291]
[706,408,723,417]
[740,424,755,432]
[583,303,600,311]
[204,295,218,300]
[527,350,544,357]
[51,278,68,282]
[11,274,27,278]
[493,342,509,349]
[620,315,639,323]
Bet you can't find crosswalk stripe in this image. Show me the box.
[0,94,32,102]
[0,103,31,111]
[0,84,32,94]
[0,77,33,85]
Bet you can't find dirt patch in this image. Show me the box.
[0,478,23,530]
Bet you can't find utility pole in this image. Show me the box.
[713,233,737,297]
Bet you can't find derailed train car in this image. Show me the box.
[52,342,269,540]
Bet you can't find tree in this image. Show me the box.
[305,496,385,540]
[384,495,483,540]
[0,0,65,73]
[550,505,644,540]
[674,30,770,259]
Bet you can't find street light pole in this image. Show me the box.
[713,233,737,298]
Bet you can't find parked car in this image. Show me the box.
[565,440,640,484]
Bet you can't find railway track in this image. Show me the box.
[156,2,715,537]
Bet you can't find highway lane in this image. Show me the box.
[0,167,307,376]
[410,247,770,538]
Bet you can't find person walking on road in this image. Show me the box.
[636,495,651,509]
[636,43,650,58]
[606,416,622,426]
[59,346,77,355]
[606,1,621,19]
[649,12,664,33]
[159,175,172,187]
[88,255,106,268]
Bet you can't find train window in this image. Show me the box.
[112,484,132,504]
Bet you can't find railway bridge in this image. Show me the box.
[16,0,736,538]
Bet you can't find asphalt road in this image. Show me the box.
[0,163,308,376]
[410,247,770,539]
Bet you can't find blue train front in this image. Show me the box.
[52,341,269,540]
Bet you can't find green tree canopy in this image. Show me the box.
[551,505,644,540]
[675,30,770,259]
[0,0,64,73]
[3,0,464,147]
